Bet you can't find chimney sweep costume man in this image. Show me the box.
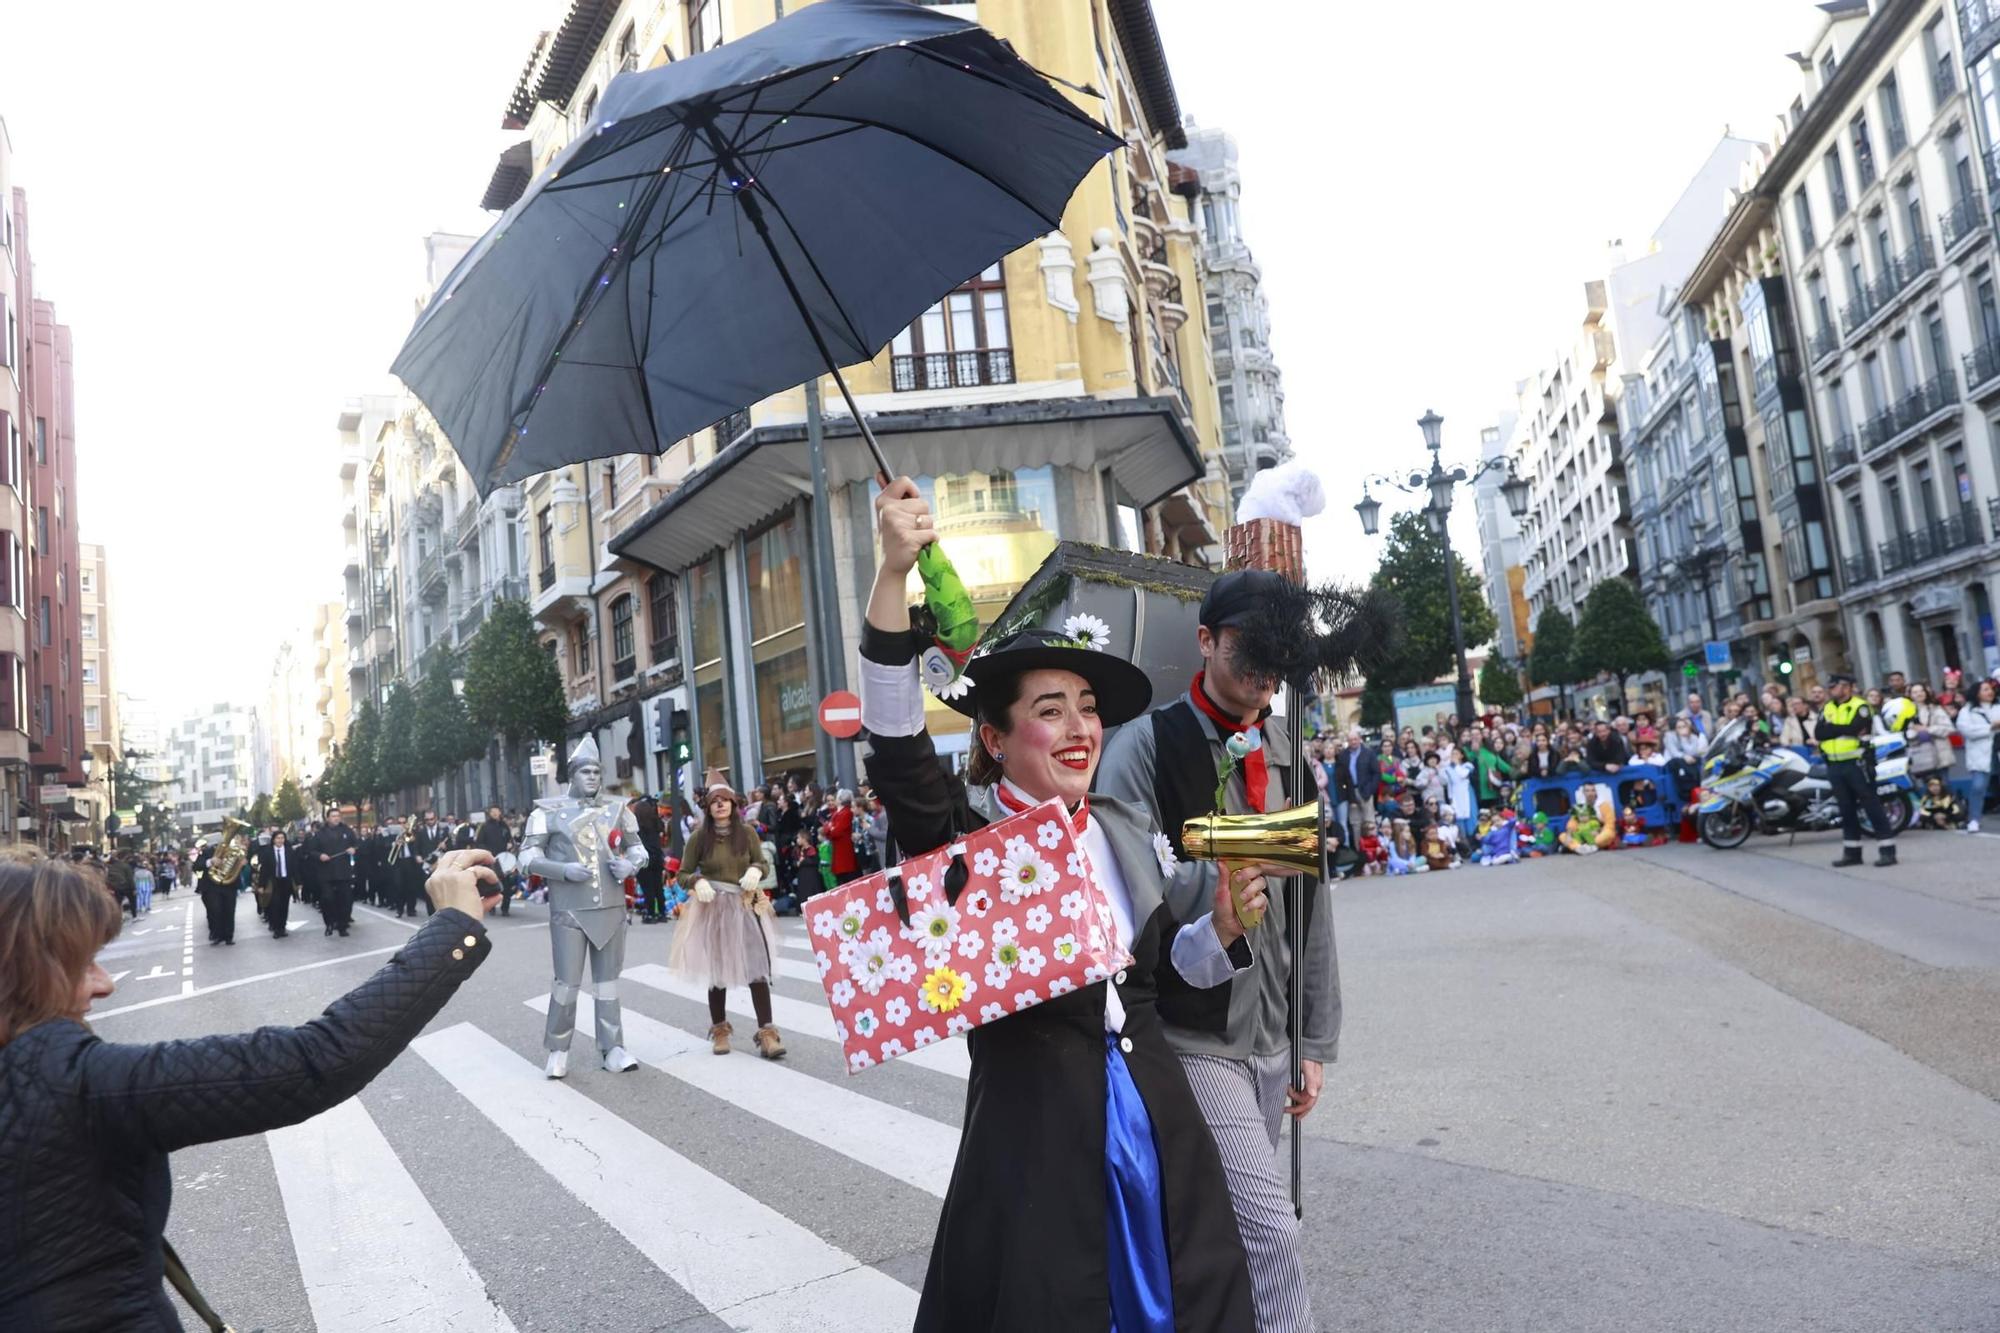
[521,735,649,1078]
[1096,568,1342,1333]
[857,477,1255,1333]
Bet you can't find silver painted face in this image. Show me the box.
[574,762,603,798]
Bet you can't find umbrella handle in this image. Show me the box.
[821,360,894,487]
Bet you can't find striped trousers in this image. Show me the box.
[1179,1052,1314,1332]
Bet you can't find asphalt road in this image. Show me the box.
[82,828,2000,1332]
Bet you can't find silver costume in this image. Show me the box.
[520,735,649,1077]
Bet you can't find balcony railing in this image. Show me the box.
[1941,193,1987,251]
[1992,496,2000,542]
[1963,337,2000,394]
[1858,403,1901,452]
[1841,551,1874,588]
[1935,55,1961,105]
[538,563,556,592]
[1878,506,1986,574]
[1825,432,1858,473]
[457,600,486,641]
[1885,118,1909,159]
[418,550,447,601]
[1808,324,1840,365]
[719,408,753,446]
[1961,0,2000,65]
[1891,369,1957,437]
[1841,291,1877,335]
[451,504,479,550]
[890,348,1015,392]
[490,575,529,604]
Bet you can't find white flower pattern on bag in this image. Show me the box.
[973,848,1000,878]
[1058,890,1089,921]
[955,929,984,959]
[1035,820,1063,850]
[1025,904,1052,934]
[1016,945,1046,977]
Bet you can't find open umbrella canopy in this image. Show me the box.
[393,0,1121,494]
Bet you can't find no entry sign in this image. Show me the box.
[818,690,863,739]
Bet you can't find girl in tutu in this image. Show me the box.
[669,780,784,1059]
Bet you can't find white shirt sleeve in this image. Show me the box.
[858,653,927,738]
[1168,913,1252,989]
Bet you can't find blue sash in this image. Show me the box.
[1104,1031,1173,1333]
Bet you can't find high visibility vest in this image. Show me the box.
[1821,698,1867,760]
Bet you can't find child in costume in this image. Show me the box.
[1919,776,1964,830]
[1436,805,1463,865]
[1560,786,1611,854]
[1479,809,1520,866]
[1619,806,1648,846]
[1422,823,1451,871]
[1358,821,1388,875]
[1385,819,1417,875]
[1525,811,1555,857]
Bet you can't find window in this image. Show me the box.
[689,555,733,780]
[1819,48,1837,91]
[1980,270,2000,347]
[0,532,19,611]
[1825,149,1849,219]
[1880,74,1908,156]
[1851,114,1875,188]
[1841,239,1864,307]
[81,612,96,641]
[1861,353,1886,415]
[1793,190,1816,252]
[34,508,45,557]
[39,685,51,740]
[609,594,635,680]
[78,566,91,594]
[579,87,599,126]
[570,621,591,676]
[890,265,1013,391]
[1,413,15,491]
[36,597,49,648]
[1870,210,1893,277]
[1888,330,1914,397]
[1926,15,1956,102]
[744,511,812,777]
[1925,308,1950,380]
[32,417,44,465]
[687,0,720,54]
[604,462,618,512]
[536,506,555,588]
[647,573,678,664]
[0,294,11,369]
[1808,272,1833,338]
[0,654,22,733]
[84,703,99,734]
[80,662,95,686]
[615,20,637,71]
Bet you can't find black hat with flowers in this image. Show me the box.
[939,624,1152,728]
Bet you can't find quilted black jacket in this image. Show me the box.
[0,908,492,1330]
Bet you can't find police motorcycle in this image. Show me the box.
[1694,717,1915,849]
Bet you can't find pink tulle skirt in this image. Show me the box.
[668,889,781,990]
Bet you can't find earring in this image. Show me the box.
[993,751,1004,762]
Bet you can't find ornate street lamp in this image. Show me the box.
[1355,409,1531,726]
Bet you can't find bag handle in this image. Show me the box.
[162,1238,240,1333]
[885,843,971,928]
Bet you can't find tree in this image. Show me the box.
[464,597,568,803]
[334,699,383,808]
[1357,678,1395,729]
[272,776,307,824]
[1364,510,1499,691]
[1478,653,1524,709]
[1527,607,1579,717]
[1573,578,1670,712]
[415,646,487,784]
[247,792,274,827]
[377,681,422,800]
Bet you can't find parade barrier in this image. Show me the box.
[1514,768,1686,836]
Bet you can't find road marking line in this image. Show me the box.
[413,1023,919,1331]
[91,944,406,1021]
[626,964,971,1081]
[268,1098,517,1333]
[108,970,130,983]
[181,902,195,995]
[528,995,957,1198]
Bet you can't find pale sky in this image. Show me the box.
[0,0,1814,721]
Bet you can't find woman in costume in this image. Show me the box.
[858,478,1257,1333]
[669,781,784,1059]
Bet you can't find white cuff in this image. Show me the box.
[859,654,927,738]
[1170,913,1251,989]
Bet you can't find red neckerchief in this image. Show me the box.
[994,780,1090,834]
[1191,671,1268,811]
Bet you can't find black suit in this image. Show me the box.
[193,848,234,943]
[1334,744,1383,839]
[309,824,359,932]
[256,843,300,936]
[356,832,387,906]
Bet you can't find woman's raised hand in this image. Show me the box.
[874,476,933,578]
[426,849,502,918]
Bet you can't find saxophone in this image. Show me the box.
[206,816,254,886]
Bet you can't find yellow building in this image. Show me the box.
[481,0,1229,788]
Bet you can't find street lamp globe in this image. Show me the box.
[1417,409,1444,452]
[1424,505,1447,536]
[80,752,93,780]
[1500,471,1532,519]
[1354,488,1382,536]
[1427,471,1456,514]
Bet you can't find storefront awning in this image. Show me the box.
[611,395,1203,575]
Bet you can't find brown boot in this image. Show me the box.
[708,1021,733,1055]
[753,1025,787,1060]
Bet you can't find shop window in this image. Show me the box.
[746,511,813,777]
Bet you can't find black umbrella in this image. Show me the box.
[392,0,1121,494]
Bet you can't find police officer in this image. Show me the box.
[1818,673,1897,867]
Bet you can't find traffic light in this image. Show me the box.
[1772,652,1794,678]
[671,709,692,765]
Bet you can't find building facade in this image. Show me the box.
[78,542,118,841]
[1,117,90,849]
[1472,415,1528,664]
[1172,125,1291,505]
[1775,0,2000,685]
[166,703,258,836]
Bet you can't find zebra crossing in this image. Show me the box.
[237,918,963,1332]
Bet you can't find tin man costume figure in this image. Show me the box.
[522,735,649,1078]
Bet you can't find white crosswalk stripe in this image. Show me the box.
[626,963,973,1079]
[530,994,959,1197]
[412,1022,920,1332]
[268,1098,518,1332]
